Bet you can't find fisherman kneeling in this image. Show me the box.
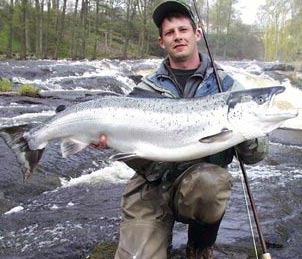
[95,1,268,258]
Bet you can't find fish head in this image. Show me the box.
[227,86,298,139]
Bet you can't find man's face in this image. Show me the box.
[158,16,201,63]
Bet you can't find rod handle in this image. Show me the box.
[262,253,272,259]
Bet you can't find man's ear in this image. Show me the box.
[158,37,165,49]
[195,28,202,42]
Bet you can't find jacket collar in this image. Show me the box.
[155,52,212,79]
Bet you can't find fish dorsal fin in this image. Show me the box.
[109,152,139,161]
[61,139,89,158]
[199,128,233,143]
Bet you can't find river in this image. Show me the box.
[0,59,301,259]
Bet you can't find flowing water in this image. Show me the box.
[0,59,301,259]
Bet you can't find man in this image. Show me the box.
[111,1,268,258]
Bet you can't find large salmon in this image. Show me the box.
[0,86,298,180]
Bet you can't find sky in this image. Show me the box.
[235,0,266,24]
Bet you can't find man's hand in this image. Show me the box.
[91,134,108,149]
[236,137,268,165]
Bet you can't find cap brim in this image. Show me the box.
[152,1,194,28]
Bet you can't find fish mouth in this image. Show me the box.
[257,107,299,122]
[260,86,298,121]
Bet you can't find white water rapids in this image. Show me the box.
[0,59,301,259]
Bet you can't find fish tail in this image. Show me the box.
[0,125,44,181]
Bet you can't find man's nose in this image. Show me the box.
[174,30,182,41]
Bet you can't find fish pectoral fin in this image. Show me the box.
[61,139,89,158]
[109,152,139,161]
[199,128,233,143]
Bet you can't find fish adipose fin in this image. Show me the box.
[199,128,233,143]
[61,139,89,158]
[0,125,44,181]
[109,152,139,161]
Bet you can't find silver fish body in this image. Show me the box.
[1,86,298,179]
[27,93,230,161]
[25,85,298,160]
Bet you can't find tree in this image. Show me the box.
[79,0,88,59]
[43,0,51,58]
[258,0,295,61]
[137,0,154,58]
[0,0,300,61]
[210,0,239,58]
[92,0,100,60]
[7,0,14,58]
[70,0,79,59]
[122,0,138,59]
[20,0,27,59]
[222,0,236,58]
[34,0,42,58]
[54,0,67,59]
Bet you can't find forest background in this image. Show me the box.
[0,0,301,61]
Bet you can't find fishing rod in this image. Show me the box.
[191,1,272,258]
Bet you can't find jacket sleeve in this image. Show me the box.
[235,137,269,165]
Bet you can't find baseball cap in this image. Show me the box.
[152,0,196,28]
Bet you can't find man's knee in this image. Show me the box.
[172,163,233,224]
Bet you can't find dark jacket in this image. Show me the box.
[133,53,242,98]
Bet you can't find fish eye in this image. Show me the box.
[255,95,266,104]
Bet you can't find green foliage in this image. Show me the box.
[0,25,20,56]
[0,28,8,55]
[260,0,302,62]
[0,0,300,61]
[0,79,13,92]
[18,84,40,97]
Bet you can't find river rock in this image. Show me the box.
[264,63,295,72]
